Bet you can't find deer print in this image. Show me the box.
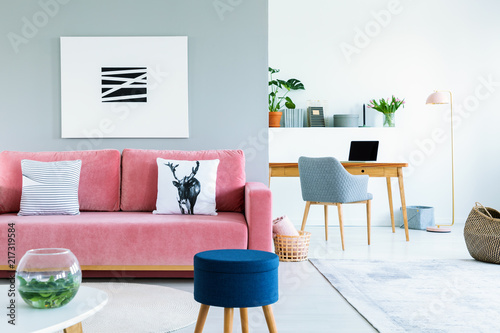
[165,161,201,215]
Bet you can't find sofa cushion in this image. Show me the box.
[121,149,245,212]
[154,158,220,215]
[0,150,121,213]
[19,159,82,216]
[0,212,248,266]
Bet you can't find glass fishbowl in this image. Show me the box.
[16,248,81,309]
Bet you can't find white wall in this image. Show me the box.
[269,0,500,227]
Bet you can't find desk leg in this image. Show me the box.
[269,167,272,187]
[64,322,83,333]
[386,177,395,233]
[398,168,410,242]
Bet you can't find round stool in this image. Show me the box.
[193,249,279,333]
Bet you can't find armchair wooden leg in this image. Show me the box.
[240,308,249,333]
[224,308,234,333]
[324,204,329,241]
[367,200,371,245]
[301,201,311,231]
[337,204,345,251]
[194,304,210,333]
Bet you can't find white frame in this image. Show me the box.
[60,36,189,138]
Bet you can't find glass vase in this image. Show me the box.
[16,248,81,309]
[383,113,395,127]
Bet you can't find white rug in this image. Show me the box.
[310,259,500,333]
[60,282,199,333]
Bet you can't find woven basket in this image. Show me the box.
[464,202,500,264]
[273,231,311,262]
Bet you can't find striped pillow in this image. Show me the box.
[18,160,82,216]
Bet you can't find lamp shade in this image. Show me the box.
[426,91,450,104]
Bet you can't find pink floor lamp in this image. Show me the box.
[425,90,454,233]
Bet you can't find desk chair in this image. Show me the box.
[298,156,373,250]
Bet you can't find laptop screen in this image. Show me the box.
[348,141,379,161]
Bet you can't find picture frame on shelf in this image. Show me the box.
[307,107,325,127]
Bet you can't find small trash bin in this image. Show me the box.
[400,206,435,230]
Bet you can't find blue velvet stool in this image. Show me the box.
[193,249,279,333]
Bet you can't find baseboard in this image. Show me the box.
[0,264,194,279]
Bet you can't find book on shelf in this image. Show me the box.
[281,108,305,127]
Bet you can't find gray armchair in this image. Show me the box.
[298,156,373,250]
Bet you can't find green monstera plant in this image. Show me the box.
[268,67,305,112]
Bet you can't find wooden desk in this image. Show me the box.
[269,162,410,241]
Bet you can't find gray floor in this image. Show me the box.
[118,224,469,332]
[4,224,470,332]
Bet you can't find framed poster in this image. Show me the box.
[60,36,189,138]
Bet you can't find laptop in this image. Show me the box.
[348,141,379,162]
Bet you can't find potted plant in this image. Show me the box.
[367,95,405,127]
[268,67,305,127]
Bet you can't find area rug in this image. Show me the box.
[310,259,500,333]
[59,282,199,333]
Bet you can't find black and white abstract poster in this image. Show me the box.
[60,36,189,138]
[101,67,147,103]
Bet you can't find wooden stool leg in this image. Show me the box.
[301,201,311,231]
[194,304,210,333]
[240,308,249,333]
[224,308,234,333]
[262,305,278,333]
[324,204,329,240]
[337,204,345,251]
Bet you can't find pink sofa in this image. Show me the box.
[0,149,272,278]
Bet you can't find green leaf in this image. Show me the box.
[276,79,287,89]
[286,79,305,90]
[269,67,280,74]
[284,96,296,109]
[17,276,27,286]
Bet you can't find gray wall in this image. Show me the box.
[0,0,269,183]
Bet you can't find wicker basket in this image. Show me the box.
[464,202,500,264]
[273,231,311,262]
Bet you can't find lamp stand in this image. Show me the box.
[426,90,454,233]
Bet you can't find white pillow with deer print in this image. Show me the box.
[154,158,220,215]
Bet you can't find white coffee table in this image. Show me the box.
[0,285,108,333]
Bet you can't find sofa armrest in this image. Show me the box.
[245,182,273,252]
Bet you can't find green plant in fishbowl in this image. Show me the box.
[17,272,80,309]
